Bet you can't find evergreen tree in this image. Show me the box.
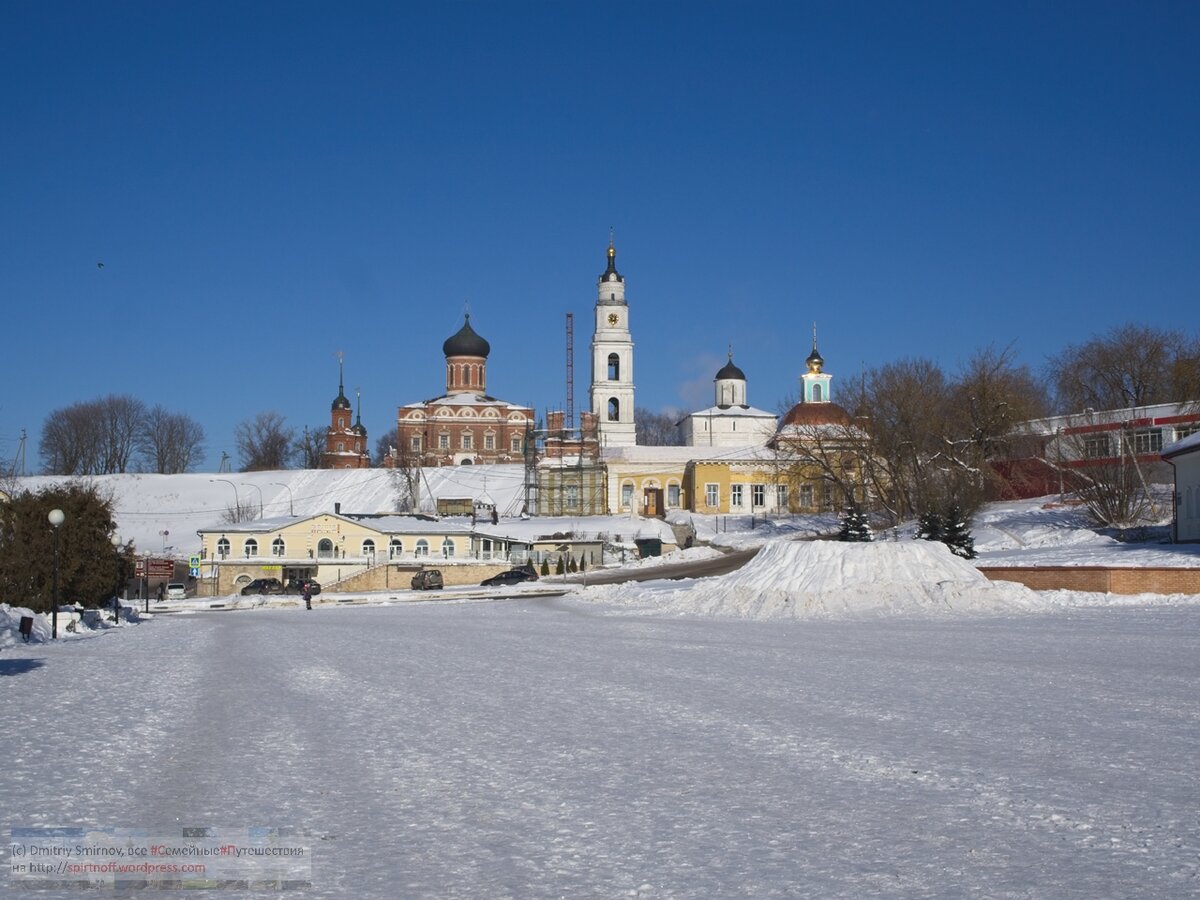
[941,505,977,559]
[555,556,566,575]
[540,558,550,577]
[0,482,131,612]
[838,500,873,542]
[916,511,945,543]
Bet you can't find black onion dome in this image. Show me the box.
[442,315,491,358]
[331,388,352,411]
[806,346,824,370]
[599,243,623,283]
[715,358,746,381]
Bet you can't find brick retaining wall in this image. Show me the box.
[979,566,1200,595]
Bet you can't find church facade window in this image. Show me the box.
[439,433,450,450]
[705,483,719,508]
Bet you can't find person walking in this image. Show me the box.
[303,582,312,610]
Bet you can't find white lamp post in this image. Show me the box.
[48,508,65,639]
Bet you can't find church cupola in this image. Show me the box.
[714,349,748,408]
[800,324,833,404]
[443,314,490,395]
[332,356,352,413]
[597,239,626,306]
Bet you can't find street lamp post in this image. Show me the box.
[211,478,240,516]
[111,533,126,617]
[271,482,295,516]
[244,483,264,519]
[48,509,64,640]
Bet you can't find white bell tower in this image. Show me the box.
[589,239,637,446]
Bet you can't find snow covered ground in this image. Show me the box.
[2,600,1198,898]
[4,481,1199,895]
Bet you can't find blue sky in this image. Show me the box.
[3,1,1197,472]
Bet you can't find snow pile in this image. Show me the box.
[0,604,51,649]
[590,540,1044,619]
[0,603,147,649]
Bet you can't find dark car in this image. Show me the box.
[481,567,539,587]
[240,577,283,596]
[411,569,444,590]
[286,578,322,596]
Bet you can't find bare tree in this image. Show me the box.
[235,412,297,471]
[40,394,145,475]
[1046,419,1154,526]
[98,394,145,473]
[295,425,326,469]
[40,401,102,474]
[1048,323,1200,413]
[139,406,205,473]
[635,408,684,446]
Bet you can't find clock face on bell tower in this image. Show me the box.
[607,312,619,326]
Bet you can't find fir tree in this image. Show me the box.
[941,505,977,559]
[540,558,550,577]
[916,511,945,543]
[838,500,873,542]
[555,556,566,575]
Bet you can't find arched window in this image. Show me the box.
[362,539,375,559]
[608,397,620,422]
[389,538,403,559]
[244,539,258,558]
[441,538,455,558]
[608,353,620,380]
[271,537,285,557]
[415,539,429,557]
[812,383,823,402]
[217,537,230,559]
[318,539,334,559]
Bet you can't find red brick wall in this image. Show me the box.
[979,566,1200,595]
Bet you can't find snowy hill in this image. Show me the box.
[8,466,528,556]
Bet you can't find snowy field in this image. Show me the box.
[5,471,1199,895]
[2,600,1198,898]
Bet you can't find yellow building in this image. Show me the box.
[196,512,475,595]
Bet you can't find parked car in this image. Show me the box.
[165,582,187,601]
[411,569,444,590]
[240,577,283,596]
[286,578,321,595]
[481,567,539,587]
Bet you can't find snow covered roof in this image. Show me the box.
[602,444,768,464]
[401,393,527,409]
[1162,430,1200,459]
[683,404,777,420]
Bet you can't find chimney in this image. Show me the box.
[335,502,341,515]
